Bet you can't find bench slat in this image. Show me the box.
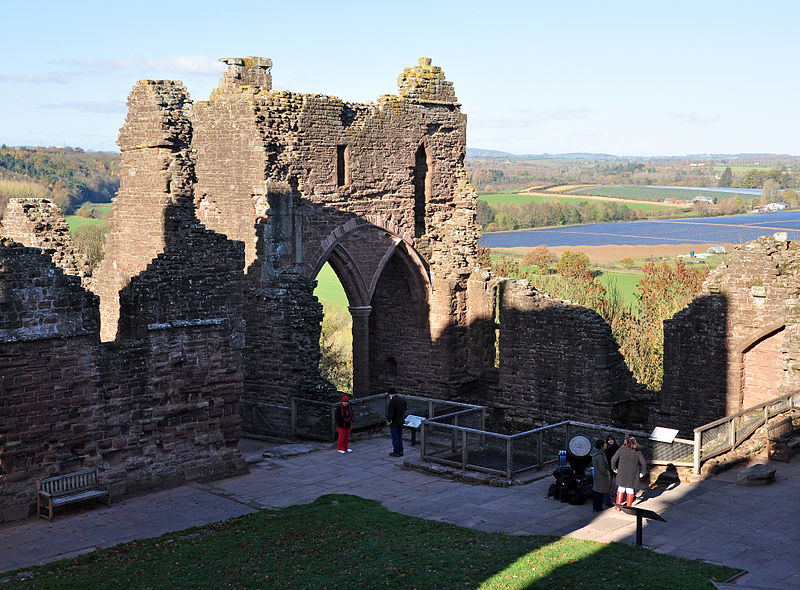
[51,490,108,506]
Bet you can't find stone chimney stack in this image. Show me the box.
[218,56,273,91]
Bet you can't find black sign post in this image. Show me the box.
[619,506,666,547]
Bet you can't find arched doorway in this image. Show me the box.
[310,221,430,397]
[314,262,353,393]
[736,322,787,410]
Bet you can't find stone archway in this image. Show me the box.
[311,220,431,396]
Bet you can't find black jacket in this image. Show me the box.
[387,395,407,428]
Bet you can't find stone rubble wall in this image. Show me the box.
[662,235,800,433]
[494,279,641,428]
[0,201,246,522]
[1,198,91,283]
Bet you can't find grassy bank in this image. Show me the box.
[3,495,738,589]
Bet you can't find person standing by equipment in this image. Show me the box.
[611,436,647,509]
[386,388,407,457]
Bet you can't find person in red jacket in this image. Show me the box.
[335,395,354,454]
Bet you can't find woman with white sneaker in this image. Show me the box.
[335,395,355,454]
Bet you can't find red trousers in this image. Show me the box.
[337,427,351,451]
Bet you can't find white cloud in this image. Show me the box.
[473,107,593,129]
[666,112,723,125]
[0,73,69,84]
[43,101,125,114]
[63,55,224,75]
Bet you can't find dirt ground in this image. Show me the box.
[500,243,735,264]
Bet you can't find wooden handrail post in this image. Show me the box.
[693,430,701,475]
[421,422,427,460]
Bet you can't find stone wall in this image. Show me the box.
[93,80,194,342]
[0,200,246,522]
[661,234,800,432]
[493,279,641,428]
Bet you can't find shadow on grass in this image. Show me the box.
[1,494,740,590]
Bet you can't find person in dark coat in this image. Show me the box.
[611,436,647,508]
[335,395,354,454]
[386,388,407,457]
[590,439,611,512]
[604,434,620,506]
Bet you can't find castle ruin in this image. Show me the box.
[2,57,800,522]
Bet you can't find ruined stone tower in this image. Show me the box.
[95,56,482,409]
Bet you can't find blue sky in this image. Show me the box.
[1,1,797,156]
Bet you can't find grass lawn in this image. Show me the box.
[569,185,751,202]
[2,495,738,590]
[64,215,106,232]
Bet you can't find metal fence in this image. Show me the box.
[421,418,695,481]
[692,390,800,474]
[241,393,483,441]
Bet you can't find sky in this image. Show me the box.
[1,0,798,156]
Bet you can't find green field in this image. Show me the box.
[314,262,349,310]
[479,191,675,213]
[712,165,781,172]
[64,215,106,231]
[570,185,752,202]
[1,495,738,590]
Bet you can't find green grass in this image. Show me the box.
[314,262,350,310]
[64,215,106,232]
[2,495,738,589]
[479,192,675,213]
[570,185,752,202]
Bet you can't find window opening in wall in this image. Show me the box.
[381,356,398,383]
[414,144,428,237]
[314,262,353,393]
[336,145,349,187]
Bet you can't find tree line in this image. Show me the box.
[477,199,668,232]
[0,146,119,215]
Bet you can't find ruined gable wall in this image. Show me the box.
[93,80,194,341]
[494,279,640,428]
[661,235,800,430]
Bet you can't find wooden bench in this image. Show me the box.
[36,468,111,521]
[767,416,800,463]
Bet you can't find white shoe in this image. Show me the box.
[346,448,353,453]
[337,450,345,454]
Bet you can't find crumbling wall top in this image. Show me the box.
[397,57,459,106]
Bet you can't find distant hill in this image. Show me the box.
[0,146,119,214]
